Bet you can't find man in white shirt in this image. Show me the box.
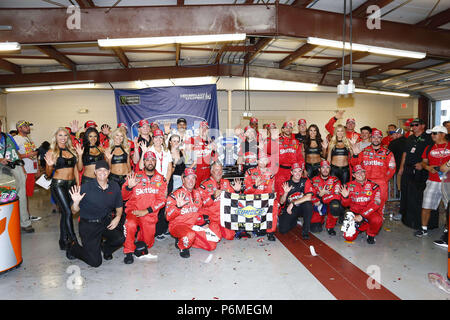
[14,120,41,221]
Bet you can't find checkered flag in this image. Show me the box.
[220,192,275,231]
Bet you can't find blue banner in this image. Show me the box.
[114,84,219,138]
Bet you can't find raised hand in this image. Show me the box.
[69,185,86,203]
[339,185,349,198]
[282,182,293,194]
[175,192,189,208]
[321,138,329,151]
[164,122,171,134]
[287,203,294,215]
[213,189,222,199]
[139,141,149,154]
[232,178,242,192]
[69,120,80,134]
[44,151,56,167]
[335,110,345,120]
[351,143,361,155]
[318,186,330,197]
[75,144,84,157]
[126,172,138,188]
[104,149,113,161]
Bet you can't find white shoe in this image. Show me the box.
[137,253,158,260]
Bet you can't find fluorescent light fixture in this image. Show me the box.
[307,37,426,59]
[355,88,410,97]
[248,77,318,91]
[137,77,216,88]
[98,33,246,47]
[5,83,95,92]
[0,42,20,51]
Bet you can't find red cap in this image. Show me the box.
[250,117,258,124]
[269,122,277,129]
[84,120,97,128]
[320,160,331,168]
[143,151,156,160]
[282,122,293,128]
[200,121,209,128]
[117,123,128,130]
[298,119,307,125]
[372,129,383,137]
[150,122,159,128]
[65,127,72,133]
[139,119,150,127]
[353,164,365,173]
[404,118,414,126]
[346,118,356,124]
[153,129,164,137]
[292,162,304,170]
[182,168,197,178]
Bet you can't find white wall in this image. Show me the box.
[5,89,417,146]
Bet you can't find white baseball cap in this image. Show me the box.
[426,125,448,134]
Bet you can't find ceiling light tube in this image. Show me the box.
[0,42,20,51]
[98,33,246,47]
[355,88,410,97]
[307,37,426,59]
[4,83,95,92]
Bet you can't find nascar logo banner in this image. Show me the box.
[220,192,275,231]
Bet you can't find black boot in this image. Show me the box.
[267,232,276,241]
[367,236,376,245]
[124,253,134,264]
[327,228,336,236]
[180,249,190,258]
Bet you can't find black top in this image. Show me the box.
[305,141,321,155]
[111,145,128,164]
[295,133,307,144]
[79,179,123,220]
[331,146,349,156]
[55,148,77,170]
[403,132,433,166]
[388,136,408,173]
[172,150,186,176]
[283,177,313,208]
[137,136,152,157]
[82,146,104,166]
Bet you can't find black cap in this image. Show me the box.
[95,160,110,171]
[177,118,187,124]
[411,118,425,124]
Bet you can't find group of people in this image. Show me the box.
[5,110,448,268]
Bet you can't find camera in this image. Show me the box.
[6,159,25,169]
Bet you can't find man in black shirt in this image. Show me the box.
[278,162,314,239]
[388,128,408,210]
[398,118,433,229]
[295,119,307,143]
[67,160,124,267]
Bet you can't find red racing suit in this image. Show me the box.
[121,171,167,254]
[199,177,236,240]
[266,135,304,195]
[166,186,218,251]
[341,179,383,241]
[187,136,217,188]
[244,167,278,233]
[310,175,342,229]
[350,145,396,212]
[325,116,361,141]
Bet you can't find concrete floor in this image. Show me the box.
[0,188,448,300]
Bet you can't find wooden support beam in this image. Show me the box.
[36,45,76,70]
[279,43,317,69]
[0,58,21,74]
[112,47,129,68]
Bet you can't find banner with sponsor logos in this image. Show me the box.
[220,192,275,231]
[114,84,219,139]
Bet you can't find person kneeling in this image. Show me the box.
[121,151,167,264]
[278,162,313,240]
[166,168,219,258]
[310,160,344,236]
[339,165,383,244]
[68,160,125,267]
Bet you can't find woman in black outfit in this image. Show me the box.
[77,127,104,184]
[168,134,185,193]
[45,128,81,258]
[104,127,131,188]
[303,124,327,178]
[327,124,353,184]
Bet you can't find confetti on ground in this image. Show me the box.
[344,241,354,244]
[204,254,213,264]
[310,245,318,256]
[213,297,219,300]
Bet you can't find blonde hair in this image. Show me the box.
[151,134,168,152]
[329,124,352,152]
[109,127,130,154]
[50,127,76,156]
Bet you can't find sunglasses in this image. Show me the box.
[410,123,420,127]
[431,132,444,135]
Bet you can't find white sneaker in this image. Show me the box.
[155,234,166,241]
[30,216,42,221]
[137,253,158,260]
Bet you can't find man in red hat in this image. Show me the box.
[351,128,396,213]
[325,110,361,142]
[132,119,152,166]
[340,165,383,244]
[249,117,260,142]
[244,154,278,241]
[310,160,343,236]
[166,168,219,258]
[404,118,414,138]
[267,121,304,195]
[121,150,167,264]
[84,120,98,129]
[199,161,242,241]
[99,124,111,149]
[295,119,307,143]
[278,162,313,239]
[186,121,216,188]
[237,126,260,173]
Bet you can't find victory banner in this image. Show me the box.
[220,192,275,231]
[114,84,219,139]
